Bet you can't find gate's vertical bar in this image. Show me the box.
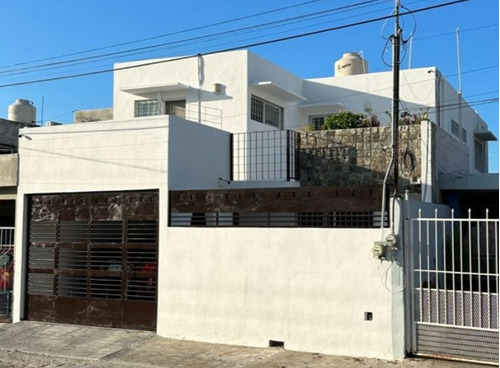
[442,214,448,324]
[460,217,465,326]
[477,215,482,327]
[451,209,456,325]
[496,219,499,297]
[468,209,473,327]
[426,212,431,322]
[485,209,490,329]
[418,210,423,325]
[434,209,440,323]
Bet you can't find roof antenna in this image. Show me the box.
[456,27,462,94]
[407,36,413,69]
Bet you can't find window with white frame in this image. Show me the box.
[474,138,485,172]
[250,95,283,129]
[135,99,186,118]
[135,100,159,117]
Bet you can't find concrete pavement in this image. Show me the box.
[0,322,488,367]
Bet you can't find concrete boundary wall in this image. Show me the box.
[159,227,400,360]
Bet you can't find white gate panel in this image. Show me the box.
[409,209,499,365]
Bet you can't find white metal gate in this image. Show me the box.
[409,210,499,365]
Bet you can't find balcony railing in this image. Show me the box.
[230,130,300,181]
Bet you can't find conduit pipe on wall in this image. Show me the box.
[380,155,394,240]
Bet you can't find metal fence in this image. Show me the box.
[169,186,388,228]
[231,130,300,181]
[410,209,499,364]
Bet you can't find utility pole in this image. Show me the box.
[391,0,402,196]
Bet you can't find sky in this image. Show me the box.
[0,0,498,172]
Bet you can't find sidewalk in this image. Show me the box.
[0,322,488,368]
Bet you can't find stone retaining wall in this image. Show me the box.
[299,125,421,189]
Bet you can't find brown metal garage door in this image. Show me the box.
[25,190,159,330]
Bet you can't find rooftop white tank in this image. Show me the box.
[8,98,36,125]
[334,52,368,76]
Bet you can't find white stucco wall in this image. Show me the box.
[113,51,250,133]
[168,117,231,190]
[158,227,402,360]
[307,68,436,128]
[438,76,489,173]
[13,117,171,322]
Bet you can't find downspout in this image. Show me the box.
[435,70,441,127]
[197,54,203,123]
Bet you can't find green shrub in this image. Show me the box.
[324,110,371,130]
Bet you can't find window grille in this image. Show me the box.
[135,100,159,117]
[251,95,283,129]
[461,128,467,144]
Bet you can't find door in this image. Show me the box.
[407,212,499,364]
[25,190,159,330]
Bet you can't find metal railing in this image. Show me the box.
[169,186,388,228]
[230,130,300,181]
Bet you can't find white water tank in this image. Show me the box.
[334,52,368,76]
[8,99,36,124]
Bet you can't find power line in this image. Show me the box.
[0,0,325,70]
[0,0,385,77]
[413,23,498,41]
[0,0,470,89]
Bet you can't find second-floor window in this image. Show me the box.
[474,138,485,172]
[461,128,467,144]
[308,115,335,130]
[135,100,159,117]
[451,119,460,138]
[135,99,186,118]
[250,95,283,129]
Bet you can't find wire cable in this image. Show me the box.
[0,0,327,70]
[0,0,385,77]
[0,0,470,89]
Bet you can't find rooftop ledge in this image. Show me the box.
[250,81,306,102]
[474,130,497,141]
[298,101,345,110]
[121,82,190,95]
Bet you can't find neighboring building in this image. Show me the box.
[0,116,37,226]
[74,108,113,123]
[0,112,37,319]
[9,50,499,364]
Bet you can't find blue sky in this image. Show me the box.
[0,0,498,172]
